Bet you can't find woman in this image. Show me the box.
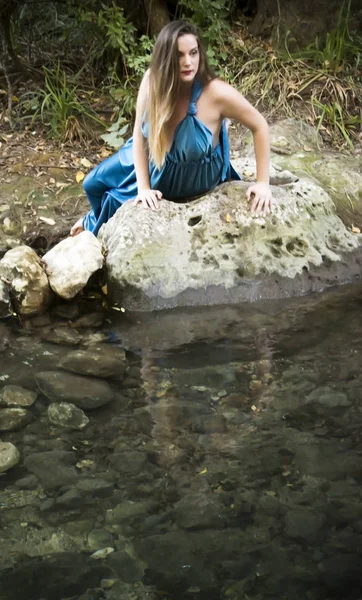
[71,20,272,237]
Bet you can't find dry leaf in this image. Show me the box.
[76,171,85,183]
[251,405,257,411]
[38,216,55,226]
[225,213,231,222]
[198,468,208,475]
[80,157,92,169]
[49,177,56,184]
[101,284,108,295]
[351,224,361,234]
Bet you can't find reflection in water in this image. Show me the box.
[1,284,362,599]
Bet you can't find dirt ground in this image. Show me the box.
[0,129,112,255]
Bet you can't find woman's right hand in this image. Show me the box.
[134,189,163,211]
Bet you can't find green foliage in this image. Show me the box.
[177,0,234,69]
[311,98,362,148]
[39,64,104,142]
[292,1,362,73]
[100,115,128,149]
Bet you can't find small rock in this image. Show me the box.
[88,528,114,551]
[42,231,104,299]
[72,312,104,328]
[0,407,30,431]
[173,492,226,530]
[284,508,325,543]
[0,245,51,315]
[53,301,80,320]
[100,579,116,589]
[41,327,82,346]
[307,387,351,409]
[0,385,38,407]
[0,441,20,472]
[90,547,115,560]
[105,500,156,525]
[24,450,77,489]
[29,313,52,327]
[47,402,89,430]
[35,371,114,410]
[14,475,38,489]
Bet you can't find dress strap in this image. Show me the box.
[187,79,203,116]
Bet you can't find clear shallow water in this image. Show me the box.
[1,283,362,600]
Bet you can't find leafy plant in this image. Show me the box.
[39,64,105,142]
[311,97,362,148]
[100,115,129,149]
[292,1,362,73]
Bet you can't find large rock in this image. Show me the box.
[35,370,114,410]
[42,231,104,299]
[99,176,361,310]
[0,246,51,315]
[57,346,126,379]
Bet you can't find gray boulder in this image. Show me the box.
[99,177,361,310]
[35,370,114,410]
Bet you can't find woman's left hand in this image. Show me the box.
[246,182,273,216]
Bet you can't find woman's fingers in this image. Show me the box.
[134,190,162,210]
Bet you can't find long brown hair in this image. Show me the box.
[147,20,215,169]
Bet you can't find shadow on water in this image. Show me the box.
[1,282,362,599]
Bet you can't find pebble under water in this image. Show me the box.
[1,283,362,600]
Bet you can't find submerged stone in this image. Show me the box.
[0,385,38,408]
[41,327,82,346]
[24,450,77,489]
[47,402,89,429]
[0,407,30,431]
[0,441,20,473]
[35,370,114,410]
[58,346,126,379]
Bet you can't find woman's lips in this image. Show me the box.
[182,70,193,75]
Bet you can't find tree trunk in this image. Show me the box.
[143,0,169,37]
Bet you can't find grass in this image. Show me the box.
[220,15,362,150]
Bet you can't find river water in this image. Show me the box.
[1,282,362,600]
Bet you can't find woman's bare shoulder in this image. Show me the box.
[205,77,235,98]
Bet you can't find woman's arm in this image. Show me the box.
[133,70,162,210]
[210,79,273,216]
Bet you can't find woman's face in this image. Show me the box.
[177,34,200,83]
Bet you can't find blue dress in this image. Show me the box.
[82,78,241,236]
